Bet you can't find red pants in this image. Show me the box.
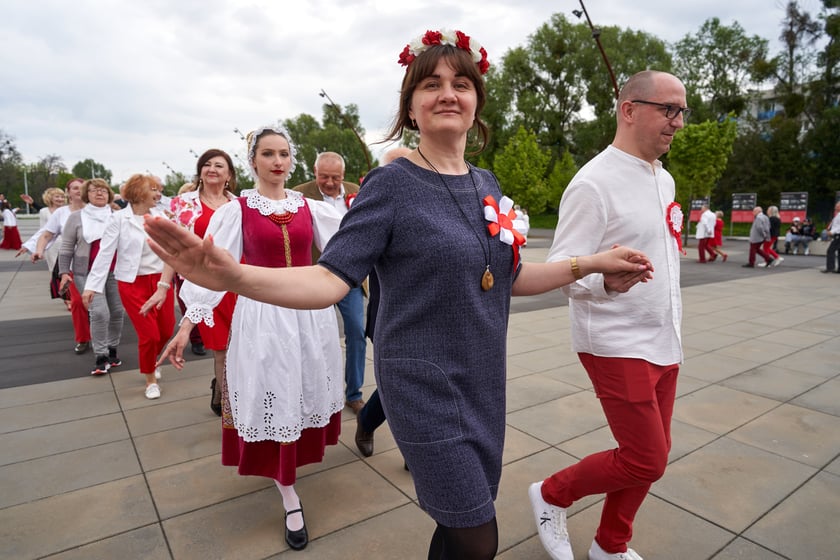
[541,354,679,553]
[696,238,715,262]
[68,279,91,344]
[761,239,779,260]
[118,274,174,374]
[748,242,772,266]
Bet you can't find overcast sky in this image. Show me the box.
[0,0,821,184]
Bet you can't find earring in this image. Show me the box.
[198,178,204,188]
[224,180,229,189]
[411,119,417,128]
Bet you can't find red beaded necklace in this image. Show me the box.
[267,211,294,225]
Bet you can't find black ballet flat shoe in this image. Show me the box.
[210,378,222,417]
[284,507,308,550]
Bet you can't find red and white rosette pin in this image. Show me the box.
[666,201,686,254]
[345,193,358,209]
[483,195,527,271]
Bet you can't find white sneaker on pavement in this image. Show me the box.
[588,539,644,560]
[528,482,573,560]
[145,383,161,399]
[772,256,784,267]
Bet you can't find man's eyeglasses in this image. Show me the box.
[631,99,691,120]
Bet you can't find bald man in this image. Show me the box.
[532,70,688,560]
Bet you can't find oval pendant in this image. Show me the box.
[481,268,494,291]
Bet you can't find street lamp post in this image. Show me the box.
[318,89,372,172]
[23,167,29,214]
[572,0,620,100]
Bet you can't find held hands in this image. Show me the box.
[143,215,241,293]
[593,245,655,294]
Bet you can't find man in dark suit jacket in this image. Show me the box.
[294,152,367,413]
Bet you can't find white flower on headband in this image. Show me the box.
[398,29,490,74]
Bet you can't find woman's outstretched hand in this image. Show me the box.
[143,215,240,293]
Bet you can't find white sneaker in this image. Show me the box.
[154,368,162,380]
[588,539,644,560]
[772,257,784,267]
[805,248,810,255]
[528,482,573,560]
[756,262,767,268]
[145,383,161,399]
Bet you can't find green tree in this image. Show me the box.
[763,1,823,121]
[233,162,255,193]
[285,103,373,186]
[493,126,551,213]
[673,18,770,120]
[71,158,112,183]
[0,130,24,197]
[484,14,670,171]
[668,117,738,211]
[545,148,578,211]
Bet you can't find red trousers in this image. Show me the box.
[696,238,715,262]
[67,279,91,344]
[541,354,679,553]
[118,274,174,374]
[761,239,779,260]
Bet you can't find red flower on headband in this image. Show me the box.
[423,30,443,45]
[398,46,415,67]
[398,28,490,75]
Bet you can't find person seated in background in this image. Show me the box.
[786,217,806,254]
[792,217,816,255]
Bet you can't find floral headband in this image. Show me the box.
[398,29,490,75]
[246,120,297,179]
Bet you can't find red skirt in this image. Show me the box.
[1,226,21,250]
[221,412,341,485]
[196,291,237,350]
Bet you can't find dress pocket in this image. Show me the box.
[378,357,463,444]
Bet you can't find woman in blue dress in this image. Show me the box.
[145,29,653,560]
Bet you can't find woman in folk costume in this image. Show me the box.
[158,122,344,551]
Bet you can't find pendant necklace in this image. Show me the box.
[417,147,494,291]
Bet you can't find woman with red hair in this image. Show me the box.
[83,174,174,399]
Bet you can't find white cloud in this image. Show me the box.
[0,0,814,183]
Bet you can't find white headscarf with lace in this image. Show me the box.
[246,121,297,180]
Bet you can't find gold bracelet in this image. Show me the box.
[570,256,583,280]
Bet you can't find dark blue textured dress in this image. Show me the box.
[319,158,517,527]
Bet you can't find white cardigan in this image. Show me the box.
[84,204,165,293]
